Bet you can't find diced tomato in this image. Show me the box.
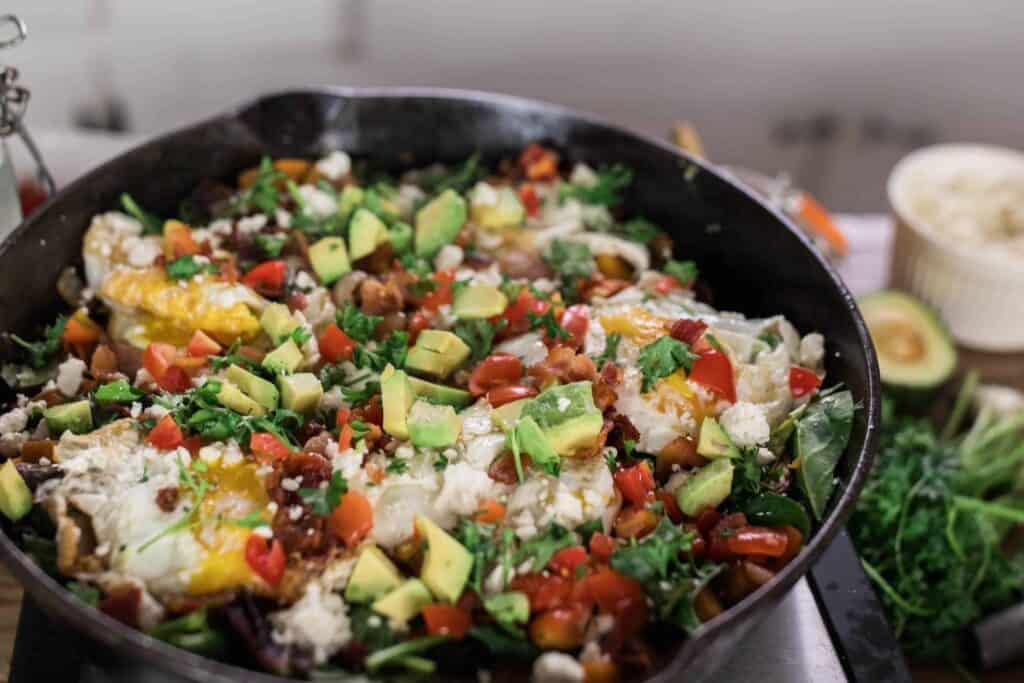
[407,310,430,345]
[186,330,221,357]
[789,366,822,398]
[486,384,538,407]
[419,269,455,311]
[669,318,707,346]
[613,506,659,540]
[331,491,373,548]
[250,432,292,460]
[422,603,471,639]
[336,423,354,451]
[171,355,208,374]
[725,526,790,558]
[245,534,286,586]
[510,573,573,613]
[473,497,506,524]
[502,288,551,336]
[318,323,356,363]
[689,348,736,403]
[147,415,184,450]
[163,221,201,260]
[241,260,287,291]
[613,461,655,506]
[63,316,102,345]
[589,532,615,562]
[576,567,648,638]
[548,546,587,577]
[143,342,177,380]
[529,605,588,650]
[468,354,523,396]
[518,144,559,182]
[518,183,540,217]
[557,304,589,350]
[654,275,680,294]
[657,490,684,524]
[181,435,202,456]
[157,365,192,393]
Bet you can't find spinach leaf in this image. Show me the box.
[619,217,660,243]
[468,625,538,659]
[741,492,811,538]
[795,389,855,519]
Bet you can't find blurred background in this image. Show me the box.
[5,0,1024,211]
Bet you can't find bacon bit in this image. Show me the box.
[358,277,404,315]
[606,412,641,455]
[89,344,119,377]
[579,276,632,301]
[593,361,623,411]
[99,585,143,628]
[351,395,383,427]
[527,346,598,389]
[518,144,559,181]
[271,504,331,556]
[19,440,55,463]
[488,450,532,484]
[155,486,180,512]
[518,183,540,216]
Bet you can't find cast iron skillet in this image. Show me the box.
[0,88,880,683]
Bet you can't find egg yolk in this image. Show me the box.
[599,306,671,346]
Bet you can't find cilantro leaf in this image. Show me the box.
[338,304,381,344]
[288,326,312,346]
[420,152,482,196]
[513,523,575,572]
[453,319,504,364]
[253,233,287,258]
[663,260,698,288]
[166,255,218,280]
[298,471,348,516]
[120,193,163,235]
[610,517,694,585]
[527,309,570,341]
[352,332,408,373]
[543,239,593,302]
[341,380,381,406]
[385,459,408,475]
[593,332,621,367]
[228,157,283,217]
[94,379,142,403]
[637,336,699,392]
[559,165,632,206]
[619,217,660,243]
[433,454,449,471]
[11,316,67,369]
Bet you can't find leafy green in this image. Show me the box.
[120,193,163,234]
[67,581,100,606]
[513,523,574,572]
[229,157,283,216]
[527,309,569,342]
[94,379,142,404]
[22,534,58,576]
[795,389,855,519]
[349,604,399,651]
[543,239,593,302]
[139,454,210,552]
[149,608,227,657]
[297,471,348,516]
[575,519,603,545]
[341,380,381,407]
[637,336,699,392]
[433,454,449,471]
[420,152,482,196]
[364,635,446,674]
[166,255,218,280]
[741,492,811,538]
[593,332,621,367]
[663,259,698,287]
[559,165,632,206]
[11,316,67,369]
[253,232,287,258]
[352,331,408,372]
[160,380,301,446]
[337,304,381,344]
[469,624,538,659]
[453,319,504,364]
[385,459,408,475]
[230,511,267,528]
[619,217,660,243]
[483,592,530,636]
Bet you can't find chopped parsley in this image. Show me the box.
[229,157,283,216]
[663,259,698,288]
[120,193,163,235]
[419,152,482,196]
[527,309,570,341]
[288,326,312,346]
[11,316,67,369]
[139,454,210,553]
[637,336,699,392]
[352,331,408,372]
[433,454,449,471]
[453,319,504,363]
[619,217,660,243]
[338,304,382,344]
[385,459,409,475]
[559,165,632,206]
[298,471,348,516]
[166,255,218,280]
[230,511,267,528]
[67,581,100,606]
[543,239,593,302]
[341,380,381,407]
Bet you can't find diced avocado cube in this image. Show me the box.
[277,373,323,415]
[405,330,471,380]
[407,400,461,448]
[697,417,741,460]
[349,208,390,262]
[44,400,93,435]
[520,382,604,456]
[372,578,433,626]
[262,339,304,374]
[260,303,300,346]
[676,459,735,516]
[387,222,414,255]
[381,365,415,439]
[337,185,364,226]
[0,460,33,521]
[470,185,525,230]
[491,398,530,432]
[345,546,404,604]
[452,283,508,320]
[483,591,530,629]
[407,376,472,409]
[217,381,267,416]
[308,236,351,285]
[514,415,560,473]
[415,515,473,603]
[414,189,467,259]
[225,365,279,410]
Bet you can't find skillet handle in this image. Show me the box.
[806,528,913,683]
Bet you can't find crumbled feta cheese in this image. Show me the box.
[298,185,338,218]
[569,163,599,187]
[142,402,169,420]
[281,477,301,492]
[556,396,571,413]
[289,505,304,521]
[237,214,268,235]
[434,462,500,526]
[275,208,292,228]
[756,447,777,465]
[470,181,499,207]
[316,150,352,181]
[799,333,825,371]
[434,244,464,271]
[253,525,273,538]
[294,270,316,290]
[130,402,142,418]
[271,582,351,664]
[0,406,29,434]
[719,401,770,447]
[55,357,87,397]
[125,237,161,268]
[208,219,233,236]
[532,651,584,683]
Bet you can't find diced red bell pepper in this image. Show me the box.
[518,144,559,181]
[788,366,822,398]
[158,365,192,393]
[419,269,455,311]
[654,275,681,294]
[613,461,655,506]
[186,330,221,357]
[63,316,102,345]
[241,260,287,291]
[336,423,354,451]
[163,221,201,260]
[529,605,588,650]
[502,288,551,337]
[249,432,292,460]
[422,603,472,639]
[469,354,523,396]
[657,490,684,524]
[245,534,286,586]
[147,415,184,450]
[689,348,736,403]
[318,323,357,363]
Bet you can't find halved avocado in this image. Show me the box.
[858,290,956,399]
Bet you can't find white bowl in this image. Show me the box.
[887,144,1024,351]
